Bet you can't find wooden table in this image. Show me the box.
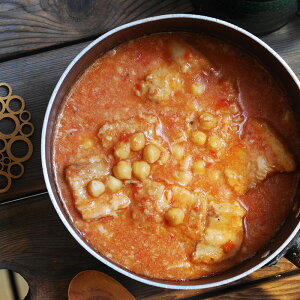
[0,1,300,299]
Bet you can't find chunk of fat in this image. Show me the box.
[98,114,160,149]
[66,162,130,220]
[169,40,187,59]
[245,118,296,173]
[172,186,208,239]
[136,65,184,104]
[193,200,246,264]
[132,179,170,222]
[172,186,196,208]
[135,40,212,104]
[223,118,296,195]
[168,39,212,71]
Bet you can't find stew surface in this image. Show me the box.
[53,33,299,280]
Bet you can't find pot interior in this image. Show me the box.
[44,15,300,288]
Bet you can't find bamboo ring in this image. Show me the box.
[20,122,34,137]
[0,113,20,139]
[0,171,12,194]
[6,95,25,115]
[0,82,12,100]
[8,162,24,179]
[20,110,31,122]
[6,136,33,163]
[0,82,34,194]
[0,138,6,153]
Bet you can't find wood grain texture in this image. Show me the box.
[0,194,299,300]
[210,273,300,300]
[0,0,193,60]
[261,16,300,79]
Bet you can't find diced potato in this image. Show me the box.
[165,208,185,226]
[106,175,123,193]
[87,180,105,197]
[114,142,130,159]
[132,161,151,180]
[192,160,205,175]
[199,112,217,130]
[175,171,193,186]
[172,144,184,159]
[191,83,206,96]
[82,138,94,149]
[191,131,207,146]
[113,161,132,180]
[143,144,161,163]
[130,132,146,151]
[208,135,224,151]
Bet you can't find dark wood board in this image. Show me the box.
[0,194,299,300]
[0,0,194,61]
[0,16,299,203]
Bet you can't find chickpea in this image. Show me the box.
[106,175,123,193]
[207,135,224,151]
[130,132,146,151]
[87,180,105,197]
[82,138,94,149]
[224,168,238,183]
[191,83,206,96]
[175,171,193,186]
[191,131,207,146]
[132,161,150,180]
[113,160,132,180]
[208,169,221,181]
[165,208,185,226]
[114,142,130,159]
[192,160,205,175]
[199,112,217,130]
[172,144,184,159]
[143,144,161,163]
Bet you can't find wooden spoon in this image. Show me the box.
[68,270,136,300]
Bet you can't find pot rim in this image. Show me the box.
[41,13,300,290]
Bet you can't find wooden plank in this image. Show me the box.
[261,16,300,79]
[0,16,299,203]
[0,0,194,60]
[0,194,299,300]
[210,272,300,300]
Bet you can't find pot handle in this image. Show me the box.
[284,231,300,268]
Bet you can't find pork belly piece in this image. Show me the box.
[193,200,246,264]
[224,118,296,195]
[98,114,161,149]
[171,186,208,239]
[66,162,130,220]
[131,179,170,223]
[134,39,212,104]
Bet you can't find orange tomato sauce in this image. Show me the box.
[53,33,299,280]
